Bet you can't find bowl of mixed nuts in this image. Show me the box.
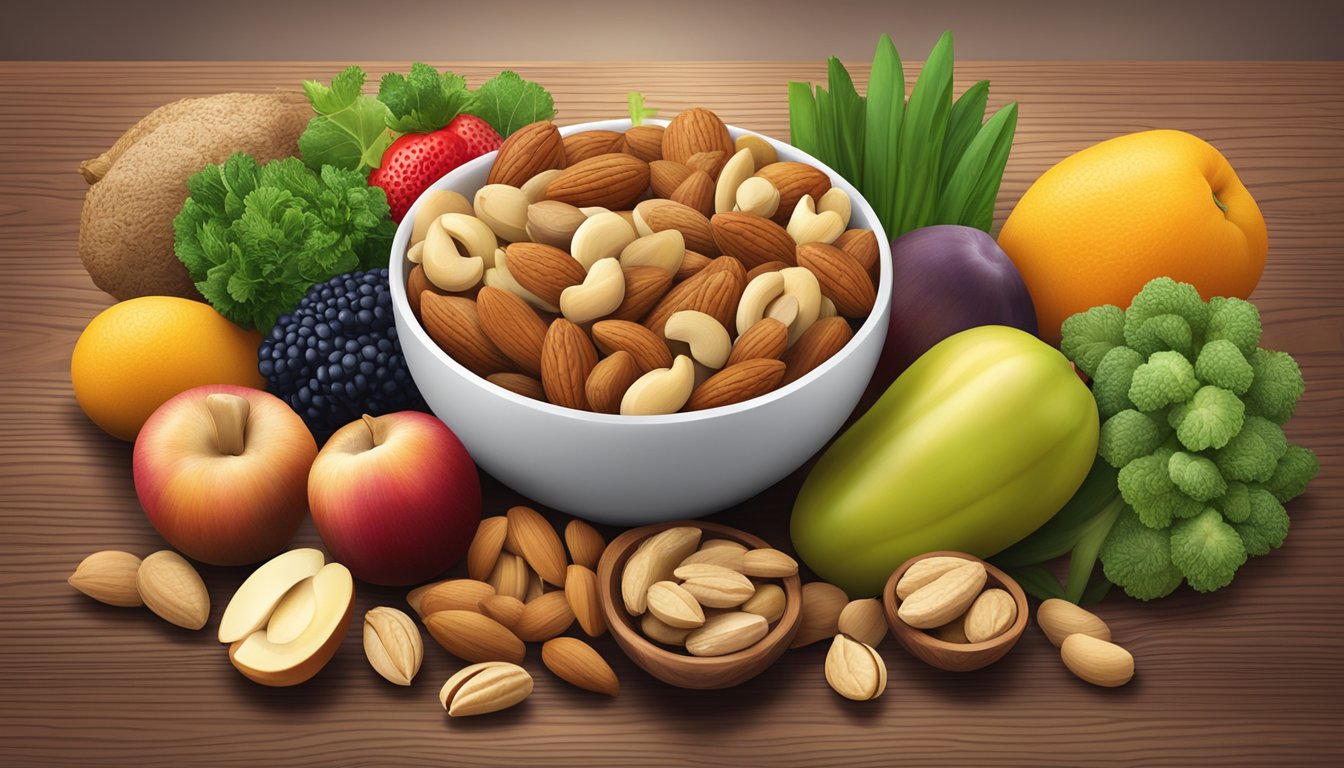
[391,108,891,523]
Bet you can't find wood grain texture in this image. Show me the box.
[0,61,1341,767]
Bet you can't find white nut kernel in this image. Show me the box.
[664,310,731,370]
[714,148,756,215]
[620,230,685,275]
[559,257,625,324]
[779,266,822,344]
[473,184,530,243]
[412,190,473,244]
[423,218,484,292]
[786,195,845,245]
[620,355,695,416]
[734,177,781,218]
[735,271,786,336]
[817,188,852,229]
[571,212,637,271]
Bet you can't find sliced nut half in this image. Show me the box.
[474,184,530,243]
[734,176,781,218]
[571,211,637,271]
[714,147,756,214]
[664,310,731,369]
[786,195,845,245]
[764,294,799,329]
[559,257,625,324]
[620,229,685,275]
[735,271,786,336]
[423,217,484,292]
[620,355,694,416]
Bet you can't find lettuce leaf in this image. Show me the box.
[473,70,556,137]
[298,66,395,174]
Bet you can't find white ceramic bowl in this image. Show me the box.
[391,118,891,524]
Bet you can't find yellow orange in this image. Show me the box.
[998,130,1267,344]
[71,297,265,441]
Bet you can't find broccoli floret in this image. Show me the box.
[1168,451,1227,503]
[1263,444,1320,503]
[1233,489,1289,556]
[1212,416,1287,483]
[1118,452,1204,528]
[1168,385,1245,451]
[1215,481,1252,523]
[1129,351,1200,411]
[1098,409,1167,468]
[1124,277,1209,356]
[1061,304,1127,378]
[1169,508,1247,593]
[1195,339,1254,394]
[1093,346,1145,418]
[1100,507,1185,600]
[1244,349,1305,424]
[1204,296,1262,356]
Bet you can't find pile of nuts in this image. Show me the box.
[404,107,881,415]
[1038,599,1135,688]
[68,549,210,630]
[617,526,798,655]
[893,556,1018,644]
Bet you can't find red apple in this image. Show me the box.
[133,385,317,565]
[308,412,480,586]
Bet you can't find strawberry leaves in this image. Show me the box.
[473,71,556,138]
[379,63,477,134]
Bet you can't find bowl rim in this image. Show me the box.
[881,550,1029,654]
[595,520,803,674]
[389,117,892,424]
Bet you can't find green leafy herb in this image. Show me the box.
[474,71,556,138]
[378,62,476,134]
[788,32,1019,239]
[628,92,657,126]
[173,153,395,331]
[298,66,395,175]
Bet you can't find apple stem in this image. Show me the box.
[1211,189,1229,216]
[362,413,388,447]
[206,393,250,456]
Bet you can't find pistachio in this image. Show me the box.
[439,661,534,716]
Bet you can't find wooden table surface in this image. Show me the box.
[1,61,1340,767]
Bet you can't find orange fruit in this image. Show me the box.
[71,297,265,441]
[997,130,1267,344]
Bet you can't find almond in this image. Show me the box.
[663,108,733,164]
[610,266,674,322]
[674,564,755,608]
[895,556,976,600]
[744,260,788,283]
[684,358,785,411]
[504,242,586,308]
[643,263,745,337]
[540,318,599,410]
[476,286,549,376]
[525,566,546,603]
[584,351,639,414]
[542,637,620,696]
[564,564,607,637]
[833,228,880,281]
[701,538,748,552]
[513,590,574,642]
[963,588,1017,643]
[933,613,970,643]
[487,372,546,400]
[671,169,715,216]
[621,526,702,615]
[68,551,143,608]
[796,242,876,318]
[420,293,514,377]
[478,594,526,630]
[592,320,673,373]
[741,583,786,624]
[623,124,665,162]
[489,121,565,187]
[825,633,887,701]
[1060,634,1135,687]
[467,516,509,582]
[1037,598,1112,648]
[685,611,768,657]
[406,264,450,321]
[710,212,797,269]
[426,610,526,664]
[440,661,533,716]
[487,553,530,602]
[646,581,706,628]
[506,506,567,587]
[544,153,650,210]
[526,200,587,250]
[897,561,988,629]
[364,606,423,686]
[837,599,887,647]
[419,578,497,616]
[791,581,848,648]
[564,520,607,571]
[640,612,693,646]
[754,162,832,225]
[740,548,799,578]
[679,545,745,570]
[780,316,853,385]
[649,160,693,198]
[562,130,625,164]
[726,317,788,366]
[136,550,209,630]
[685,150,726,178]
[675,250,712,282]
[642,200,719,256]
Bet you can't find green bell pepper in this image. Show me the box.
[791,325,1099,596]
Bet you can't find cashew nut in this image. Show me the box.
[779,266,822,344]
[411,190,473,244]
[817,188,853,229]
[735,271,786,336]
[786,195,845,245]
[735,177,780,218]
[422,218,484,292]
[487,249,559,313]
[620,229,685,275]
[819,296,839,319]
[734,134,778,169]
[715,147,756,215]
[474,184,530,243]
[520,169,564,204]
[620,355,695,416]
[559,257,626,324]
[571,212,637,271]
[665,310,731,369]
[439,213,499,268]
[406,240,425,264]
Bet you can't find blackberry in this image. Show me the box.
[259,268,427,438]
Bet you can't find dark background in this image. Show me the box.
[2,0,1341,60]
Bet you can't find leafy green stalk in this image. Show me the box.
[826,57,866,186]
[940,80,989,192]
[861,34,903,234]
[892,30,954,235]
[298,67,395,175]
[787,81,820,158]
[628,92,657,126]
[934,101,1019,231]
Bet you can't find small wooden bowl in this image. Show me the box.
[597,520,802,689]
[882,551,1028,672]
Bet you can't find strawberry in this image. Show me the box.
[369,129,470,221]
[446,114,503,158]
